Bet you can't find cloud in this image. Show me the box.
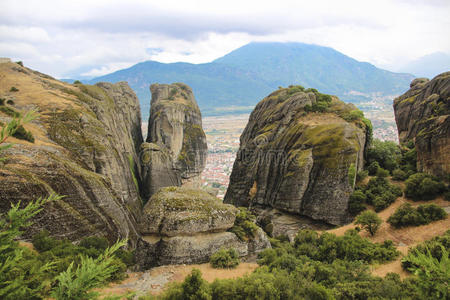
[0,0,449,77]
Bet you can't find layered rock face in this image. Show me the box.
[224,87,369,225]
[141,83,207,200]
[0,62,143,245]
[394,72,450,178]
[135,187,270,269]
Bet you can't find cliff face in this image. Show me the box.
[0,62,143,245]
[224,87,368,225]
[394,72,450,178]
[142,83,207,200]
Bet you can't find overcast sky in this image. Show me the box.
[1,0,449,78]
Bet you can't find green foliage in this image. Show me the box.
[73,80,82,84]
[229,207,258,241]
[388,203,447,228]
[210,248,240,269]
[16,61,23,67]
[367,161,380,176]
[6,99,14,105]
[9,86,19,92]
[405,173,446,200]
[51,239,127,300]
[0,194,60,299]
[151,229,403,299]
[366,139,401,172]
[362,176,402,211]
[12,124,34,142]
[401,232,450,299]
[392,168,407,181]
[348,190,367,215]
[0,98,4,105]
[355,210,382,236]
[348,163,356,186]
[376,167,389,178]
[356,170,368,183]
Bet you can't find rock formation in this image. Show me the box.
[135,187,270,269]
[224,86,369,225]
[141,83,207,200]
[0,61,143,245]
[394,72,450,178]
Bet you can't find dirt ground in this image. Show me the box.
[327,196,450,279]
[99,262,258,297]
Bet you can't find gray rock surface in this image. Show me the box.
[141,83,207,200]
[224,86,369,225]
[0,62,143,245]
[394,71,450,177]
[139,187,237,236]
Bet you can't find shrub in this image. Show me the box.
[73,80,82,84]
[16,61,23,67]
[348,190,367,215]
[363,176,402,211]
[367,161,380,175]
[366,140,401,172]
[210,248,240,269]
[12,124,34,142]
[0,98,4,105]
[387,203,425,228]
[376,168,389,178]
[6,99,14,105]
[355,210,382,236]
[356,170,368,183]
[229,207,258,241]
[405,173,445,200]
[10,86,19,92]
[417,204,447,223]
[392,169,407,181]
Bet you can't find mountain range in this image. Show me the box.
[86,42,414,118]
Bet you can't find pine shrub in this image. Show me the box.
[210,248,240,269]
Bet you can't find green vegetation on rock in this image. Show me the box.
[229,207,258,241]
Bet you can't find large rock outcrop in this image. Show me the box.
[224,86,369,225]
[394,72,450,178]
[141,83,207,200]
[0,61,143,245]
[135,187,270,269]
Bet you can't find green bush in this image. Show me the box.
[0,98,4,106]
[376,167,389,178]
[405,173,446,200]
[392,169,407,181]
[363,176,402,211]
[367,161,380,175]
[12,124,34,142]
[348,190,367,215]
[16,61,23,67]
[10,86,19,92]
[229,207,258,241]
[355,210,382,236]
[6,99,14,105]
[73,80,82,84]
[356,170,368,183]
[210,248,240,269]
[366,140,401,172]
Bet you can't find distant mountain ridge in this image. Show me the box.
[88,42,414,118]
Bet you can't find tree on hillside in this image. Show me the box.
[355,210,382,236]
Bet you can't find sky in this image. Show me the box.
[0,0,449,79]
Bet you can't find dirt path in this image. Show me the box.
[99,262,258,297]
[327,196,450,278]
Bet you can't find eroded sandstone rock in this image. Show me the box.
[224,86,369,225]
[0,62,143,245]
[394,72,450,178]
[141,83,207,200]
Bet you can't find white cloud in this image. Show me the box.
[0,0,449,77]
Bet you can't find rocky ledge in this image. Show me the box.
[136,187,270,269]
[394,72,450,178]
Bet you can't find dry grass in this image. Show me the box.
[327,195,450,278]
